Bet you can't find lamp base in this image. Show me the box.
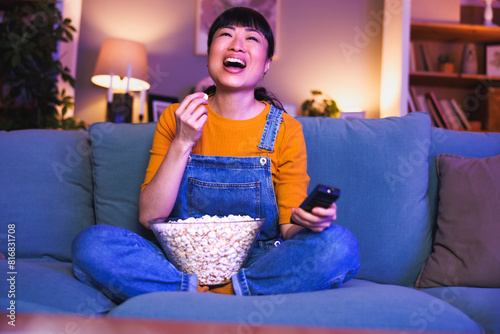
[107,93,132,123]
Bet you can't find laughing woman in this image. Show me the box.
[72,7,359,301]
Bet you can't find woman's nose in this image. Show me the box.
[229,37,245,52]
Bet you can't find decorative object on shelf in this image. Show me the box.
[0,1,85,130]
[301,90,340,118]
[194,0,279,57]
[340,109,366,119]
[486,44,500,76]
[461,43,478,74]
[438,54,455,73]
[483,0,498,26]
[147,94,178,123]
[91,38,150,123]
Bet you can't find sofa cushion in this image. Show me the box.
[0,260,115,314]
[416,154,500,289]
[423,287,500,334]
[297,111,431,287]
[108,279,482,332]
[0,129,95,261]
[89,122,156,239]
[426,128,500,249]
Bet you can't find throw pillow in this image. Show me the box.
[416,153,500,288]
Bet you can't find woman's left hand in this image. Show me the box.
[290,202,337,233]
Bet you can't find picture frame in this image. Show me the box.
[486,44,500,77]
[147,94,178,122]
[194,0,280,57]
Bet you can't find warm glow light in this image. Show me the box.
[379,64,402,114]
[379,0,410,117]
[91,75,150,92]
[91,38,150,92]
[341,106,365,113]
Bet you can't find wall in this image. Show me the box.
[74,0,384,124]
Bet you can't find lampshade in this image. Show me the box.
[91,38,150,91]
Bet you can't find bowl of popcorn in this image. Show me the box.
[149,215,265,286]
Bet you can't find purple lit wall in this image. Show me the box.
[74,0,384,124]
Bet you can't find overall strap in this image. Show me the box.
[257,105,284,153]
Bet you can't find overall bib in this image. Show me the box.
[72,106,360,301]
[170,105,283,243]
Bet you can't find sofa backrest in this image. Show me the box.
[297,111,432,287]
[0,129,95,262]
[88,122,156,240]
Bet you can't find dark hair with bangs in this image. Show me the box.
[207,6,275,59]
[205,7,284,111]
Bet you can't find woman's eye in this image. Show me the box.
[248,36,258,41]
[220,32,231,37]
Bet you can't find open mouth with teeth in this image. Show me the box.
[223,57,246,69]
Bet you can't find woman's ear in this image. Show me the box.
[264,58,272,74]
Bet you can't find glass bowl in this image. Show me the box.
[149,215,265,285]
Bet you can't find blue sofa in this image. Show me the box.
[1,111,499,332]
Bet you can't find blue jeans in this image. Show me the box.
[72,223,359,302]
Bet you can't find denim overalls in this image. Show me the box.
[72,106,360,301]
[170,105,283,243]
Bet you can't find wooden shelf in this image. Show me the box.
[410,71,500,88]
[410,22,500,131]
[411,21,500,43]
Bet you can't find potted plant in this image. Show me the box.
[438,54,454,74]
[301,90,340,118]
[0,0,86,130]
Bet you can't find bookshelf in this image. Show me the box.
[409,21,500,131]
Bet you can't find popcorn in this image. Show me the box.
[151,215,264,285]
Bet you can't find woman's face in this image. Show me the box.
[207,25,271,93]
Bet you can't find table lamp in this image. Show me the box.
[91,38,150,122]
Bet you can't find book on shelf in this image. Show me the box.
[439,99,463,131]
[412,92,436,127]
[408,89,417,113]
[410,87,472,130]
[424,93,446,128]
[449,98,472,131]
[418,43,434,72]
[425,91,453,129]
[409,42,417,72]
[410,87,419,110]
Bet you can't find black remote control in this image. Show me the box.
[299,184,340,212]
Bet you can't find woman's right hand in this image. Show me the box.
[173,92,209,149]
